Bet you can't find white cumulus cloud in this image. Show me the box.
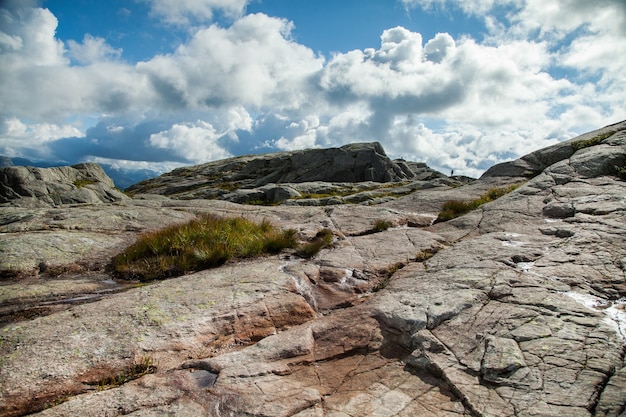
[149,121,232,162]
[67,34,122,65]
[0,1,624,177]
[137,13,324,110]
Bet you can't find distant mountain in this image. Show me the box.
[100,166,162,190]
[0,156,160,190]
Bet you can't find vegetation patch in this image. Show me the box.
[110,215,297,281]
[295,228,334,258]
[295,191,355,200]
[218,181,240,192]
[415,247,440,262]
[373,262,405,292]
[372,219,392,233]
[435,184,520,222]
[572,131,615,151]
[244,199,280,206]
[96,356,156,390]
[615,158,626,180]
[73,178,97,188]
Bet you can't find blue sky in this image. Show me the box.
[1,0,625,178]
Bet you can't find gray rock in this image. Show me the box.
[543,201,576,218]
[0,163,127,206]
[126,142,453,200]
[222,184,302,204]
[481,123,625,179]
[569,144,626,178]
[2,120,626,417]
[481,336,527,383]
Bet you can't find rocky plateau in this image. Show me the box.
[0,121,625,417]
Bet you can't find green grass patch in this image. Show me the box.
[111,214,297,281]
[73,178,97,188]
[244,199,280,206]
[572,131,615,151]
[218,182,240,192]
[435,184,520,222]
[295,191,353,200]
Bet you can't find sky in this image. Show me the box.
[1,0,625,178]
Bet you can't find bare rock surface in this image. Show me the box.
[125,142,462,204]
[0,163,128,206]
[0,121,625,416]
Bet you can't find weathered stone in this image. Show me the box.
[125,143,460,202]
[543,201,576,218]
[1,120,626,417]
[0,163,128,206]
[481,336,527,383]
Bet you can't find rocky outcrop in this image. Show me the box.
[0,121,625,417]
[482,121,625,178]
[126,142,453,202]
[0,163,128,207]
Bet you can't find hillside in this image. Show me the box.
[0,121,625,417]
[125,142,466,205]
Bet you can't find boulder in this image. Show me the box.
[0,163,127,206]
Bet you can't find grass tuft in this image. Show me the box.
[615,154,626,180]
[295,229,334,258]
[415,247,440,262]
[373,262,405,292]
[372,219,392,233]
[97,356,156,390]
[73,179,97,188]
[571,131,615,151]
[435,184,520,222]
[111,215,297,281]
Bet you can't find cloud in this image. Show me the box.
[400,0,511,15]
[0,5,150,121]
[0,117,82,159]
[149,121,233,162]
[0,1,624,178]
[318,28,464,113]
[141,0,249,26]
[148,107,252,162]
[67,34,122,64]
[0,5,66,66]
[137,13,324,110]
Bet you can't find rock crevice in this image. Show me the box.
[1,120,625,416]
